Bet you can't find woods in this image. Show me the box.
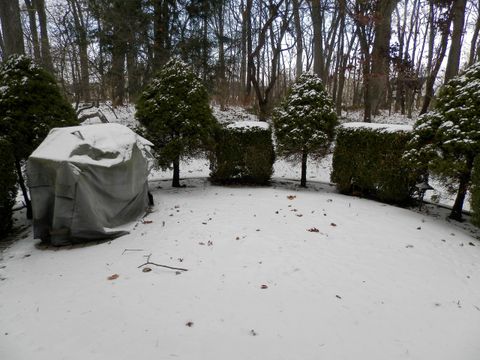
[0,0,477,120]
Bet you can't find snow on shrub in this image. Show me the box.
[404,62,480,220]
[136,58,218,187]
[0,137,17,239]
[272,72,337,187]
[332,123,420,205]
[210,121,275,185]
[0,55,78,219]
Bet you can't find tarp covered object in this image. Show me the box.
[27,123,154,245]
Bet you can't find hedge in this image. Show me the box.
[210,122,275,185]
[0,138,17,239]
[331,123,420,204]
[471,157,480,226]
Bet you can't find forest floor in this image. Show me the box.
[1,105,480,359]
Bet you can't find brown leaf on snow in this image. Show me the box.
[307,227,320,233]
[143,220,153,224]
[185,321,194,327]
[330,223,337,227]
[107,274,119,280]
[260,284,268,289]
[287,195,296,200]
[142,267,152,273]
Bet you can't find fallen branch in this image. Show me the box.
[122,248,144,255]
[137,254,188,272]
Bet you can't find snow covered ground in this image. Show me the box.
[1,177,480,360]
[2,105,480,359]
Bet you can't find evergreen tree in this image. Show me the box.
[136,58,218,187]
[0,55,78,219]
[273,72,337,187]
[405,62,480,221]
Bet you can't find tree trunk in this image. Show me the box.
[172,157,181,188]
[240,0,247,95]
[369,0,398,116]
[111,40,126,106]
[293,0,303,78]
[420,20,450,114]
[15,158,32,220]
[468,5,480,66]
[449,157,474,221]
[34,0,54,73]
[444,0,467,83]
[24,0,41,60]
[0,0,24,56]
[300,151,308,188]
[311,0,324,78]
[69,0,90,102]
[153,0,169,70]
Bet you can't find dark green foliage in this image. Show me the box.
[405,62,480,220]
[0,55,78,162]
[273,72,337,187]
[0,138,17,239]
[471,157,480,227]
[136,58,218,186]
[210,124,275,185]
[332,125,420,204]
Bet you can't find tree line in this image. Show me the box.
[0,0,478,121]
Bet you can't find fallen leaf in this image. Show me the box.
[198,242,205,245]
[296,214,303,217]
[330,223,337,227]
[287,195,296,200]
[307,227,320,233]
[469,242,475,246]
[207,241,213,246]
[185,321,194,327]
[406,244,414,248]
[142,267,152,273]
[336,295,342,299]
[235,236,240,240]
[260,284,268,289]
[250,329,257,336]
[107,274,119,280]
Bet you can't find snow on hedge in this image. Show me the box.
[340,122,413,133]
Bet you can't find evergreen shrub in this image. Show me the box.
[471,157,480,227]
[210,122,275,185]
[136,58,218,187]
[331,124,420,204]
[0,138,17,239]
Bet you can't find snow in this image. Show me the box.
[2,105,480,359]
[226,120,270,131]
[340,122,413,133]
[29,123,153,167]
[1,177,480,360]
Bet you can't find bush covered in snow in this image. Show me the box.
[0,137,17,239]
[0,55,77,161]
[0,55,78,219]
[210,122,275,185]
[471,157,480,227]
[405,62,480,220]
[273,72,337,187]
[332,124,419,204]
[136,58,218,187]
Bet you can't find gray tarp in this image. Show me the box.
[27,123,154,245]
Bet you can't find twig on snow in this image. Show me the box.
[122,248,144,255]
[137,254,188,272]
